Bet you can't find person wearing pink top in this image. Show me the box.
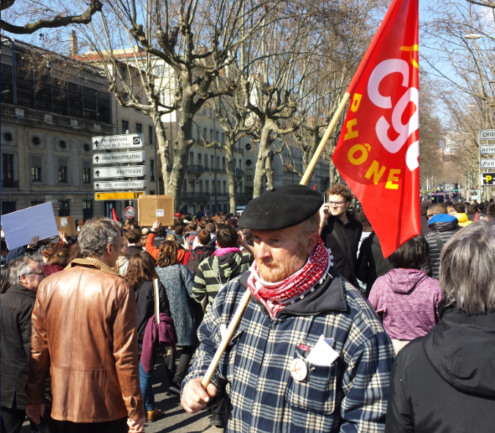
[368,235,441,354]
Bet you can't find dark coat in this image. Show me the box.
[356,232,393,298]
[127,245,144,258]
[386,305,495,433]
[134,280,170,354]
[424,218,461,279]
[420,200,432,233]
[321,212,362,285]
[1,284,37,409]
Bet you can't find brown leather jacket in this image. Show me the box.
[27,258,144,423]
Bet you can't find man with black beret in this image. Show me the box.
[181,185,394,432]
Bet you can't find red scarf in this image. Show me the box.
[247,239,331,318]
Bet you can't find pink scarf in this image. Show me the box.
[214,247,241,257]
[247,239,330,318]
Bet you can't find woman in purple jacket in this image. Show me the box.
[368,235,441,354]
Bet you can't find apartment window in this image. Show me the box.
[212,180,216,193]
[222,132,225,145]
[31,201,44,206]
[239,159,242,168]
[222,157,226,171]
[149,125,154,144]
[2,201,16,215]
[205,180,209,193]
[197,154,202,166]
[203,128,207,142]
[122,120,129,134]
[82,160,91,184]
[58,200,70,217]
[58,159,69,183]
[210,129,214,141]
[223,180,227,194]
[150,159,155,181]
[216,130,219,142]
[234,158,237,168]
[189,152,194,165]
[199,180,203,192]
[216,156,220,170]
[136,123,142,134]
[204,155,209,169]
[2,154,14,186]
[218,181,221,194]
[82,200,93,219]
[211,155,214,170]
[31,156,42,182]
[154,65,164,76]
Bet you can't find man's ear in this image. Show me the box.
[306,232,320,253]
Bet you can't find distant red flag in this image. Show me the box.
[332,0,420,257]
[111,208,119,222]
[313,184,317,190]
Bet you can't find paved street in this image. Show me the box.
[22,357,222,433]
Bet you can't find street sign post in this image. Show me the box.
[93,166,146,179]
[124,206,136,219]
[94,180,147,190]
[479,129,495,140]
[94,192,145,201]
[481,172,495,186]
[92,133,144,150]
[480,159,495,169]
[93,151,146,165]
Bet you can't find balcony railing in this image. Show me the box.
[210,167,226,174]
[1,103,115,134]
[235,168,245,177]
[187,164,205,175]
[181,192,211,201]
[236,192,252,202]
[1,179,19,188]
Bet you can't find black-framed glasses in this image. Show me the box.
[329,201,346,206]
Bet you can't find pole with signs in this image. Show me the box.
[94,166,146,179]
[94,180,147,191]
[93,134,145,150]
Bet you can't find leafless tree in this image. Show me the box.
[1,0,102,34]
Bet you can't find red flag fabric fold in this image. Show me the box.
[332,0,420,257]
[111,208,119,222]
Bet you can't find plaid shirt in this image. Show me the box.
[184,268,395,432]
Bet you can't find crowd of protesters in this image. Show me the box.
[1,186,495,433]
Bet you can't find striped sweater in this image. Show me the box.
[192,252,252,310]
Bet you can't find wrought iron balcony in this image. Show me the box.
[1,179,19,187]
[235,168,245,177]
[187,164,205,175]
[181,192,211,201]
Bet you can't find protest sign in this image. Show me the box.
[2,203,58,250]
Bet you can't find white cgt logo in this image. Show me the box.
[368,58,419,171]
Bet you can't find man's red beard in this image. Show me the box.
[256,252,306,283]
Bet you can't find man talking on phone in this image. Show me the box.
[319,184,362,286]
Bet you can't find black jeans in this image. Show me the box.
[51,417,128,433]
[1,405,53,433]
[165,345,196,384]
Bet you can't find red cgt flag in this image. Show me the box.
[332,0,420,257]
[111,208,119,222]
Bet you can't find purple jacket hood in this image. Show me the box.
[385,268,429,294]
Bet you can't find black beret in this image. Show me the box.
[239,185,323,231]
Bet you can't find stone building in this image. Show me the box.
[1,37,160,220]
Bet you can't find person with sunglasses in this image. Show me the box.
[319,183,363,286]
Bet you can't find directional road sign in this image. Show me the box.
[92,133,144,150]
[94,180,146,190]
[481,172,495,186]
[479,129,495,140]
[93,166,146,179]
[480,159,495,168]
[95,192,146,201]
[93,151,146,165]
[480,145,495,155]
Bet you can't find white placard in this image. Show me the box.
[60,218,68,227]
[156,209,164,217]
[94,180,147,190]
[2,203,58,250]
[93,151,146,165]
[92,133,144,150]
[479,129,495,140]
[480,159,495,168]
[93,165,146,179]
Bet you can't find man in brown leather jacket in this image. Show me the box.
[26,218,146,433]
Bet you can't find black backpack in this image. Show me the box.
[186,249,211,275]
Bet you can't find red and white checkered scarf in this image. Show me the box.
[247,238,331,319]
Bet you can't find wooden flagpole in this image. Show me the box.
[201,92,350,389]
[300,93,350,185]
